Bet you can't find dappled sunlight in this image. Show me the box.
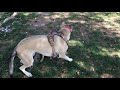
[1,12,120,78]
[43,16,50,19]
[69,40,84,47]
[28,16,52,28]
[99,47,120,57]
[100,15,120,37]
[77,61,85,68]
[68,20,86,24]
[50,14,61,19]
[85,13,120,38]
[50,12,70,19]
[101,21,120,30]
[89,14,104,21]
[58,68,69,78]
[22,12,31,16]
[110,50,120,58]
[98,47,111,56]
[92,46,120,58]
[89,66,95,72]
[101,73,113,78]
[75,61,95,72]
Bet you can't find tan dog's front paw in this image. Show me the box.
[26,72,33,77]
[68,58,73,62]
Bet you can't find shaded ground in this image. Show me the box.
[0,12,120,78]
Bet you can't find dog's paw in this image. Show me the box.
[26,72,33,77]
[68,58,73,62]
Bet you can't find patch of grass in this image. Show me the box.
[0,12,13,22]
[103,12,120,17]
[69,12,80,19]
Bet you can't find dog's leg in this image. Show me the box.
[19,65,33,77]
[59,54,73,62]
[19,54,34,77]
[40,55,44,62]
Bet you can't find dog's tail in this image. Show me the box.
[9,48,17,78]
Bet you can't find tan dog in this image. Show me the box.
[9,22,73,77]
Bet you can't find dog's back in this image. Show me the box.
[16,35,68,57]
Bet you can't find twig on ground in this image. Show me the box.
[0,12,18,27]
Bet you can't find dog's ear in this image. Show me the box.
[60,22,72,29]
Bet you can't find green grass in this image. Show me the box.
[0,12,120,78]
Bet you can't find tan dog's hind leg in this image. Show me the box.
[59,53,73,62]
[18,53,34,77]
[40,55,44,62]
[19,65,33,77]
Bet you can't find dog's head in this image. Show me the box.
[60,22,73,32]
[60,22,73,40]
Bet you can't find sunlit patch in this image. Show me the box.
[50,12,70,19]
[78,61,85,67]
[90,66,95,72]
[110,50,120,58]
[93,47,120,58]
[43,16,50,19]
[68,20,85,24]
[90,14,120,37]
[50,15,62,19]
[69,40,84,47]
[99,47,110,56]
[101,73,113,78]
[101,15,120,37]
[59,69,68,78]
[62,12,70,18]
[76,61,87,69]
[75,61,95,72]
[23,13,31,16]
